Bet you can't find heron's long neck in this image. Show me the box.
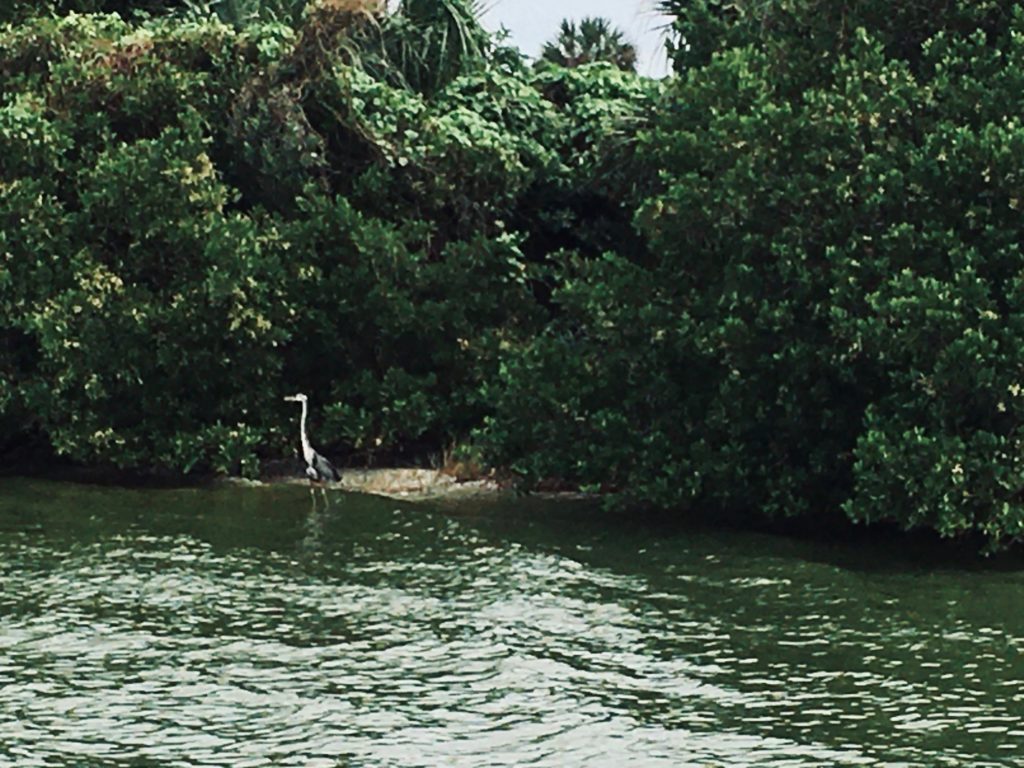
[299,400,314,463]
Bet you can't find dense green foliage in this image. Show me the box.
[6,0,1024,549]
[478,0,1024,548]
[0,4,655,478]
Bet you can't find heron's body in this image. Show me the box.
[308,450,340,483]
[285,393,340,484]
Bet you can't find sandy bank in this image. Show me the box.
[226,468,593,503]
[225,468,503,501]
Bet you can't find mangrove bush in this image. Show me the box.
[478,0,1024,548]
[6,0,1024,550]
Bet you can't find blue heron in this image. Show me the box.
[284,393,341,485]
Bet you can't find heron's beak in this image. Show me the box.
[283,396,299,402]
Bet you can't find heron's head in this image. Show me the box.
[284,393,308,404]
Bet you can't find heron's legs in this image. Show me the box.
[308,481,331,509]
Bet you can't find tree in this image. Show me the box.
[539,17,637,72]
[181,0,311,28]
[1,0,189,24]
[657,0,1014,75]
[482,0,1024,550]
[376,0,491,95]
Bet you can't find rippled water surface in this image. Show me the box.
[2,479,1024,766]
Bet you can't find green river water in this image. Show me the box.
[1,478,1023,766]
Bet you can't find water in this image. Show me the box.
[1,478,1023,767]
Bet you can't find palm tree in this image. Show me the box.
[182,0,489,95]
[379,0,491,95]
[539,16,638,72]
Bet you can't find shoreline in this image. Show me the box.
[229,468,503,501]
[223,468,598,504]
[0,460,589,504]
[3,466,1022,563]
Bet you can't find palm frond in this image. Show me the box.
[539,15,637,71]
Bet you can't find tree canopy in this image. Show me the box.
[539,17,638,72]
[5,0,1024,550]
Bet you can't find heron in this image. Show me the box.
[283,394,340,496]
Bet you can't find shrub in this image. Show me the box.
[0,10,551,473]
[479,1,1024,549]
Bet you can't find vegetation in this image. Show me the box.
[4,0,1024,550]
[478,0,1024,549]
[0,2,655,479]
[538,17,637,72]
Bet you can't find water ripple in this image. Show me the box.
[1,481,1023,766]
